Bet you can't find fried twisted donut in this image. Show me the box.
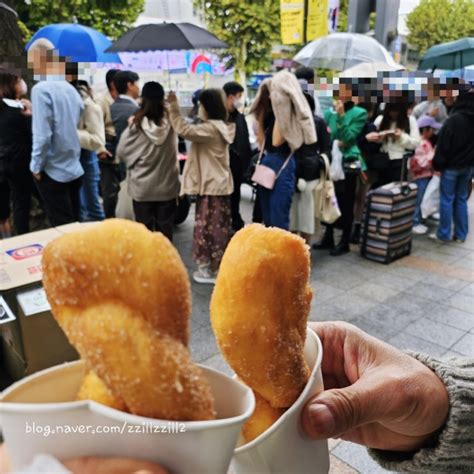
[242,392,285,443]
[77,371,127,412]
[43,219,215,421]
[211,224,312,409]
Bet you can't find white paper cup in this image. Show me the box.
[1,360,255,473]
[231,327,329,474]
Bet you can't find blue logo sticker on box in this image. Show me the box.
[6,244,44,261]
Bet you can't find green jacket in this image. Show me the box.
[324,105,368,162]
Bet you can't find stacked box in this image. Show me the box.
[0,227,79,382]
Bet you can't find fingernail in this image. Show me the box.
[309,403,336,436]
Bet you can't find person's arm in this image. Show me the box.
[97,96,112,156]
[412,101,427,119]
[78,102,106,152]
[255,116,265,150]
[433,120,453,171]
[30,85,53,177]
[167,99,214,143]
[272,118,285,147]
[315,117,332,157]
[241,115,253,168]
[336,109,368,146]
[369,353,474,472]
[302,322,473,472]
[398,116,421,150]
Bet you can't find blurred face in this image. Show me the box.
[227,92,244,111]
[389,109,399,121]
[109,81,118,99]
[28,48,48,75]
[422,127,434,139]
[443,96,455,107]
[337,83,353,102]
[15,78,27,99]
[128,81,140,99]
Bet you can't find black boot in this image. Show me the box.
[330,238,350,256]
[350,223,361,244]
[312,229,335,250]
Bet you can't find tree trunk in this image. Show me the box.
[235,39,248,91]
[0,0,24,68]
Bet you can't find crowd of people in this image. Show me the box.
[0,38,473,284]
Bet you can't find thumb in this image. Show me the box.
[302,379,385,440]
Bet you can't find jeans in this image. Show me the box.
[80,150,105,222]
[133,199,176,241]
[438,167,471,241]
[35,172,82,227]
[99,162,121,218]
[259,152,296,230]
[413,177,430,226]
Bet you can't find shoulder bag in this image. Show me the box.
[314,153,341,224]
[251,138,292,190]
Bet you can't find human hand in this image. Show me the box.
[366,132,381,143]
[127,115,135,126]
[335,100,345,117]
[429,107,440,118]
[301,322,449,452]
[20,99,32,116]
[167,91,178,104]
[32,172,41,181]
[63,456,168,474]
[393,128,402,140]
[98,150,113,161]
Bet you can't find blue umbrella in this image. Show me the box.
[26,23,121,63]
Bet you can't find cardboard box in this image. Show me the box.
[0,228,78,381]
[55,222,98,234]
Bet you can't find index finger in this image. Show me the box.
[309,322,357,387]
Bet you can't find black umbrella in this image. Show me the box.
[106,23,228,52]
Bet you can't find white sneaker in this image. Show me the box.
[193,267,217,284]
[429,233,449,243]
[412,224,428,235]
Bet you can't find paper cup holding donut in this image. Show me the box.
[1,360,255,473]
[232,327,329,474]
[210,225,330,474]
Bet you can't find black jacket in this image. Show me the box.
[294,115,332,181]
[314,115,331,157]
[0,101,32,180]
[229,109,252,176]
[294,115,331,161]
[434,92,474,171]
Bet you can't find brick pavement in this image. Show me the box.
[174,185,474,473]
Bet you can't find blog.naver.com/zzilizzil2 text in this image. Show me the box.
[25,421,186,437]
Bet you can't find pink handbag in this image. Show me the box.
[251,140,292,190]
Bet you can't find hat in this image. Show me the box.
[417,114,442,130]
[141,81,164,101]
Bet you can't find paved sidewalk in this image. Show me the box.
[175,185,474,473]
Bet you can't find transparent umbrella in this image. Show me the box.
[339,61,404,78]
[294,33,398,71]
